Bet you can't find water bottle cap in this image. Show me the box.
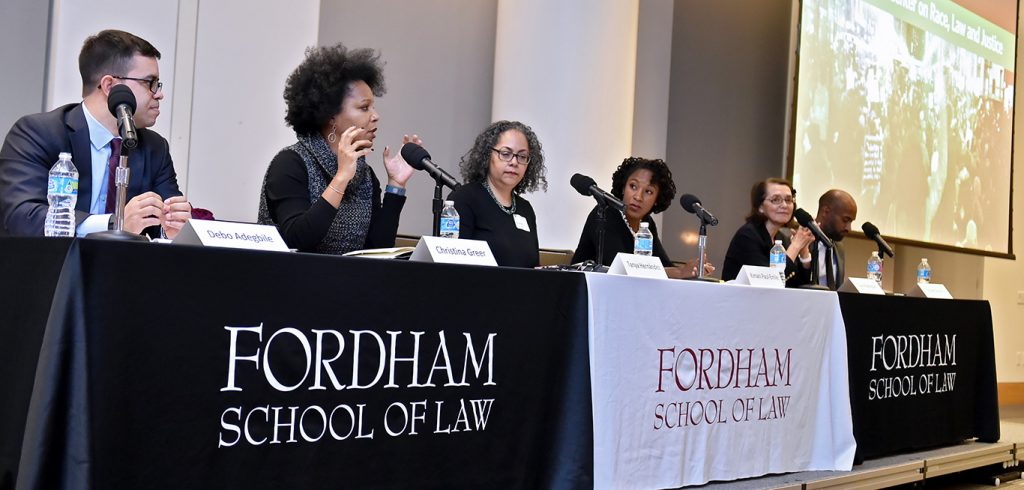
[444,200,454,206]
[871,251,879,257]
[640,222,649,229]
[58,152,72,160]
[774,240,782,244]
[921,258,928,263]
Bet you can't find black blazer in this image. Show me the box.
[721,220,811,287]
[0,103,181,236]
[447,182,539,268]
[571,205,673,267]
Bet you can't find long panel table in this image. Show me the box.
[0,238,1000,489]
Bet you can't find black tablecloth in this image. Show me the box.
[2,238,593,490]
[840,292,1000,460]
[0,239,72,490]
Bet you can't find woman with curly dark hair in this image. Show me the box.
[257,44,421,254]
[447,120,547,267]
[571,157,709,278]
[721,178,814,286]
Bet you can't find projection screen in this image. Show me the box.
[790,0,1017,256]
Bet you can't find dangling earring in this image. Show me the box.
[328,124,337,143]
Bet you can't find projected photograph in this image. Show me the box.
[792,0,1015,254]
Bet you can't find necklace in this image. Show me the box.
[483,181,516,215]
[621,212,641,237]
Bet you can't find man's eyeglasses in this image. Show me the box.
[765,195,795,206]
[492,148,530,165]
[112,76,163,94]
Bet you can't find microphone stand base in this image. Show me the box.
[798,284,831,291]
[86,230,149,242]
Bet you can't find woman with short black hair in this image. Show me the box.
[257,44,421,254]
[571,157,708,278]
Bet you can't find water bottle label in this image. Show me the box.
[440,217,459,235]
[635,238,653,253]
[770,252,785,266]
[48,176,78,196]
[867,262,881,273]
[917,269,931,280]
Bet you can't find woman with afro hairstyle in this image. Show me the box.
[571,157,711,279]
[257,44,422,254]
[446,120,547,268]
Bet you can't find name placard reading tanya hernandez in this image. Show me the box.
[410,236,497,266]
[608,252,668,279]
[173,219,289,252]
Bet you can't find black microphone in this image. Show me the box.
[794,208,834,249]
[400,143,460,190]
[570,173,625,212]
[107,85,138,150]
[862,222,894,258]
[679,194,719,226]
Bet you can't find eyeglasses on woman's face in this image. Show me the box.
[764,195,795,206]
[491,148,530,165]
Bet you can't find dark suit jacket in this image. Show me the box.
[0,103,181,236]
[811,240,846,289]
[721,220,812,287]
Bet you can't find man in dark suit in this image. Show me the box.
[0,29,191,238]
[812,189,858,289]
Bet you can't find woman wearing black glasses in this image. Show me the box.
[721,177,814,286]
[447,120,547,268]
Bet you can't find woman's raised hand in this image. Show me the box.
[382,134,422,188]
[335,126,373,187]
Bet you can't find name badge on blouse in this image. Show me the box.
[513,214,530,232]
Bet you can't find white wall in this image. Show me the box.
[982,10,1024,383]
[47,0,180,140]
[493,0,640,250]
[182,0,320,220]
[0,0,49,136]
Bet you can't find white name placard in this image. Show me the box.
[731,265,785,288]
[172,220,290,252]
[607,252,668,279]
[908,283,953,299]
[409,236,498,267]
[838,277,886,295]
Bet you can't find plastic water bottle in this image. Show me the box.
[916,258,931,284]
[44,152,78,237]
[769,239,786,276]
[634,222,653,256]
[867,251,883,284]
[439,200,460,239]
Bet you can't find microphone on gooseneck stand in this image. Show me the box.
[569,173,623,273]
[400,143,461,190]
[89,85,147,241]
[678,194,718,280]
[679,194,719,226]
[861,222,895,258]
[107,85,138,150]
[794,208,834,249]
[570,173,625,213]
[400,143,461,236]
